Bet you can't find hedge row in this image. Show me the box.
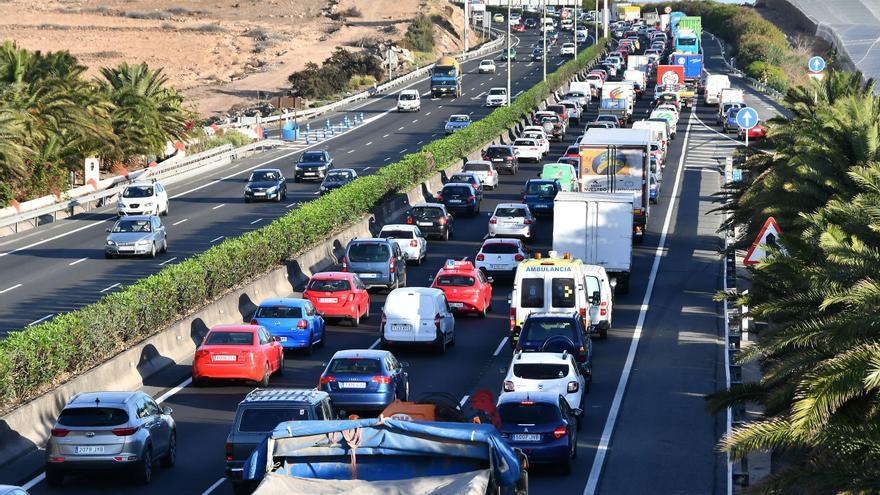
[0,40,609,411]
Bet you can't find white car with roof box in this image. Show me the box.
[512,138,543,162]
[117,180,169,217]
[475,238,528,277]
[502,350,589,412]
[380,287,455,353]
[478,60,497,74]
[377,224,427,265]
[397,89,421,112]
[463,160,499,190]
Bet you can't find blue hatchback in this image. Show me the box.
[521,179,561,216]
[497,391,580,473]
[319,349,409,412]
[252,298,325,353]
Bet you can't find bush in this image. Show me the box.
[404,14,435,52]
[0,40,609,410]
[288,47,385,99]
[746,61,788,92]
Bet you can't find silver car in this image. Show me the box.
[0,487,28,495]
[462,160,499,189]
[45,391,176,487]
[488,203,536,241]
[105,215,168,259]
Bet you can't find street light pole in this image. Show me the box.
[603,0,608,39]
[595,0,599,44]
[573,2,578,58]
[542,0,547,81]
[507,0,512,106]
[463,0,469,53]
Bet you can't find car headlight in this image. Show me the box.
[136,239,151,246]
[106,240,116,246]
[267,186,278,193]
[320,186,328,192]
[245,186,252,192]
[142,202,153,207]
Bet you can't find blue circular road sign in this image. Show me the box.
[808,56,826,73]
[736,107,759,130]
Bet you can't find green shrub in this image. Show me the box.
[0,40,609,409]
[746,61,788,92]
[404,15,435,52]
[288,48,385,99]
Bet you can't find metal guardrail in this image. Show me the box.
[0,140,284,235]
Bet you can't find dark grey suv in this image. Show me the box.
[226,389,335,494]
[342,238,408,290]
[45,391,175,487]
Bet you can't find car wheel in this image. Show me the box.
[363,304,371,319]
[435,331,447,354]
[46,470,64,487]
[133,446,153,484]
[443,228,450,241]
[479,304,487,319]
[160,431,176,467]
[258,363,270,387]
[352,310,360,327]
[162,238,168,254]
[105,252,114,259]
[449,329,456,347]
[244,197,251,203]
[161,203,169,216]
[149,242,157,258]
[305,334,315,356]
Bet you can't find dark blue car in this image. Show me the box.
[723,108,741,133]
[521,179,561,215]
[497,391,580,473]
[514,312,592,366]
[318,349,409,412]
[252,298,325,353]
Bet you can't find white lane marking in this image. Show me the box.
[156,377,192,404]
[202,477,226,495]
[412,119,419,123]
[21,473,44,490]
[365,141,373,146]
[68,257,88,266]
[29,314,54,326]
[493,337,509,356]
[0,218,113,258]
[514,90,524,98]
[312,191,321,195]
[438,105,444,109]
[347,149,355,154]
[382,133,390,138]
[99,282,121,293]
[399,148,408,154]
[212,204,225,210]
[421,90,431,97]
[459,395,470,407]
[384,157,391,162]
[583,111,695,495]
[398,126,405,131]
[210,236,224,243]
[369,338,380,349]
[417,140,424,145]
[0,283,22,294]
[159,257,178,266]
[172,218,188,226]
[286,202,297,209]
[425,112,431,116]
[363,167,372,172]
[250,218,263,225]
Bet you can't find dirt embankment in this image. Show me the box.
[0,0,477,117]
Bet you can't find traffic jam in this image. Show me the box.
[37,7,746,495]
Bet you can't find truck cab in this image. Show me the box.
[430,56,462,98]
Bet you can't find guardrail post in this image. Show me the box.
[360,112,364,124]
[306,131,310,144]
[345,116,351,129]
[326,119,330,129]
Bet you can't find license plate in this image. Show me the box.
[391,324,412,332]
[449,199,462,204]
[418,222,432,227]
[318,297,338,303]
[491,264,506,270]
[338,382,367,389]
[360,273,378,279]
[212,355,236,362]
[119,247,134,252]
[277,336,287,342]
[75,446,105,454]
[305,172,316,176]
[512,434,541,442]
[534,204,549,208]
[449,302,464,308]
[254,192,265,196]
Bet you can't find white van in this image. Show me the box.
[583,265,614,338]
[397,89,421,112]
[703,74,731,106]
[381,287,455,353]
[632,119,668,153]
[509,253,595,345]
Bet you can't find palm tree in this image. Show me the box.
[0,106,29,181]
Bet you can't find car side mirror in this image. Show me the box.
[106,228,111,233]
[610,279,618,289]
[487,277,495,284]
[163,406,173,416]
[274,336,282,342]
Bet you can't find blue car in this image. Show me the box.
[514,312,593,362]
[522,179,560,215]
[723,108,740,133]
[318,349,409,412]
[497,391,580,473]
[444,114,472,134]
[252,298,325,353]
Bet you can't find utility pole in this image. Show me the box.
[595,0,599,45]
[542,0,547,81]
[573,2,578,58]
[507,0,512,107]
[603,0,608,39]
[463,0,469,53]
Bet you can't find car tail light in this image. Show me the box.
[242,350,255,363]
[436,194,444,202]
[487,170,494,176]
[503,381,515,392]
[372,376,392,384]
[409,239,418,247]
[577,346,587,363]
[51,428,70,437]
[505,156,513,161]
[250,319,258,325]
[112,426,140,436]
[531,147,538,151]
[389,257,395,274]
[406,216,414,224]
[509,308,516,330]
[319,375,336,385]
[580,307,587,320]
[438,216,447,225]
[297,320,308,329]
[600,301,608,316]
[195,349,209,359]
[226,443,234,462]
[514,254,525,261]
[347,293,355,303]
[489,218,497,224]
[553,426,567,439]
[467,196,475,202]
[341,256,348,272]
[476,253,485,261]
[568,381,579,393]
[523,219,533,225]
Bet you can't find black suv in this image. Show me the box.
[294,150,333,182]
[438,183,480,217]
[513,312,593,370]
[406,203,454,241]
[226,389,335,491]
[482,145,519,174]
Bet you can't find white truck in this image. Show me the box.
[717,87,745,122]
[553,191,634,294]
[622,69,647,100]
[704,74,731,106]
[599,81,636,123]
[626,55,649,72]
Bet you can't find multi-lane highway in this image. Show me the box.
[3,28,790,495]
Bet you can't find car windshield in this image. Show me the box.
[347,243,390,262]
[525,182,557,196]
[449,116,469,123]
[514,363,570,380]
[301,152,326,162]
[486,147,511,158]
[412,207,442,220]
[381,229,415,239]
[308,278,351,292]
[255,305,303,319]
[112,219,151,233]
[58,407,129,427]
[495,207,526,217]
[499,402,560,424]
[433,67,456,77]
[443,186,472,196]
[481,242,519,254]
[399,93,417,101]
[238,408,311,433]
[250,171,278,182]
[122,186,153,198]
[325,171,351,181]
[489,89,506,96]
[465,162,491,172]
[436,275,475,287]
[480,61,493,67]
[328,358,383,374]
[521,318,578,345]
[205,331,254,345]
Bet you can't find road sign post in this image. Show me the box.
[736,106,759,148]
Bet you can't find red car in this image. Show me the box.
[303,271,371,326]
[738,121,768,140]
[513,23,526,33]
[192,324,284,386]
[430,260,493,317]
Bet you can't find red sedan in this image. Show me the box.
[303,271,371,326]
[431,260,493,317]
[739,121,768,140]
[192,324,284,387]
[513,23,526,33]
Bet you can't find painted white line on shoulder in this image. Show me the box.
[459,395,470,407]
[99,282,121,293]
[384,157,391,162]
[0,283,22,294]
[493,337,509,356]
[156,377,193,404]
[0,218,114,258]
[286,202,297,208]
[412,119,419,123]
[383,133,390,138]
[398,126,405,131]
[21,473,44,490]
[210,236,224,243]
[250,218,263,225]
[363,167,372,172]
[172,218,188,226]
[365,141,373,146]
[369,338,381,349]
[417,140,424,145]
[347,149,355,154]
[583,111,695,495]
[159,257,178,266]
[399,148,408,154]
[29,314,55,326]
[202,477,226,495]
[425,111,431,116]
[312,191,321,195]
[212,204,225,210]
[438,105,443,109]
[69,257,88,266]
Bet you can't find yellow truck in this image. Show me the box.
[430,56,462,98]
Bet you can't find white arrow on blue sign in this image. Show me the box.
[736,107,759,130]
[809,56,826,73]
